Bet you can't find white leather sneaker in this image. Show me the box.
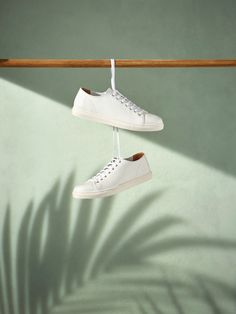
[72,87,164,131]
[72,152,152,199]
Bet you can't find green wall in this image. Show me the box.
[0,1,236,313]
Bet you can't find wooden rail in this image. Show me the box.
[0,59,236,68]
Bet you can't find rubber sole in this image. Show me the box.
[72,172,152,199]
[72,108,164,132]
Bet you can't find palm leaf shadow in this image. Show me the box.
[144,293,165,314]
[40,172,74,305]
[194,274,236,302]
[196,277,222,314]
[49,179,236,314]
[50,266,235,314]
[17,201,33,314]
[107,215,186,269]
[160,267,185,314]
[90,190,165,279]
[0,261,5,314]
[135,292,165,314]
[132,236,236,258]
[27,180,60,314]
[1,173,236,314]
[56,264,236,314]
[65,198,93,291]
[78,196,115,282]
[27,173,77,314]
[2,205,14,314]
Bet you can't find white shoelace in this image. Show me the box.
[112,90,145,116]
[91,157,121,183]
[111,59,121,158]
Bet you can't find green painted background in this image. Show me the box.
[0,0,236,313]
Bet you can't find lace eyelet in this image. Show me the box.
[112,168,114,170]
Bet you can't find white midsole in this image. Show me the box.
[72,172,152,199]
[72,108,164,132]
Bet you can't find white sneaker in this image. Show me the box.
[72,87,164,131]
[72,152,152,199]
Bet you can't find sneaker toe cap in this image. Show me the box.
[73,180,95,196]
[145,114,164,130]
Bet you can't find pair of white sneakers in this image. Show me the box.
[72,87,164,199]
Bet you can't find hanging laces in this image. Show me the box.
[111,58,116,91]
[111,58,121,158]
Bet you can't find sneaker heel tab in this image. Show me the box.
[133,152,144,161]
[81,87,91,94]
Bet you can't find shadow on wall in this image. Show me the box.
[1,67,236,178]
[1,0,236,177]
[0,174,236,314]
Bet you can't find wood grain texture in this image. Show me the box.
[0,59,236,68]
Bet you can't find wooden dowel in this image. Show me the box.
[0,59,236,68]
